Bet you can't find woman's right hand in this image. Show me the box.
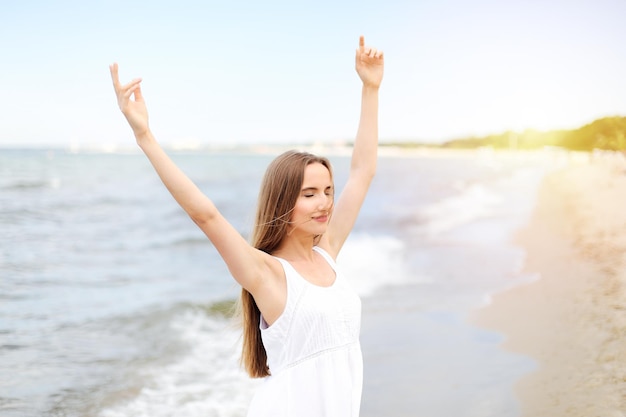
[109,63,150,138]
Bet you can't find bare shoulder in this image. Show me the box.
[245,248,285,292]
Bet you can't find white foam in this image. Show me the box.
[411,161,550,313]
[337,233,421,297]
[417,163,546,242]
[418,183,502,237]
[99,309,259,417]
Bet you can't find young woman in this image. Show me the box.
[110,35,384,417]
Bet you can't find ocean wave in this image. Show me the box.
[0,178,61,191]
[415,165,545,241]
[417,183,502,237]
[96,302,257,417]
[0,344,23,351]
[12,300,243,417]
[338,233,423,297]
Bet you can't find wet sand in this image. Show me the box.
[472,152,626,416]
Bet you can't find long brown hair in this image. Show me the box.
[240,150,333,378]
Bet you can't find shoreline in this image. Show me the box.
[471,152,626,416]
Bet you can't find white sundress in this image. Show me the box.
[246,246,363,417]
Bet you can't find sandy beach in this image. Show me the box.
[472,152,626,416]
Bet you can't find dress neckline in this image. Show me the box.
[276,246,338,289]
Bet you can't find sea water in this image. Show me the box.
[0,147,561,417]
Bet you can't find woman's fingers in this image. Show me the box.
[367,48,383,59]
[133,84,144,101]
[121,79,142,98]
[357,36,384,62]
[359,49,383,62]
[109,63,120,90]
[123,84,138,100]
[109,63,143,105]
[113,78,143,113]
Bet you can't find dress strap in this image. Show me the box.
[272,256,295,284]
[312,246,337,268]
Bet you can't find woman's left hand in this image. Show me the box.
[355,35,384,89]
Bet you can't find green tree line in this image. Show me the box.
[438,116,626,151]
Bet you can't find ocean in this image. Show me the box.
[0,147,561,416]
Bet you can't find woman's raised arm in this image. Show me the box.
[109,64,273,294]
[323,36,384,257]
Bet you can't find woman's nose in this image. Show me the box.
[318,195,332,210]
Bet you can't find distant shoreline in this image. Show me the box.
[3,114,625,154]
[0,143,602,157]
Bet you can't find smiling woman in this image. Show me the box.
[110,35,384,416]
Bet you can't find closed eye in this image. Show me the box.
[301,186,333,198]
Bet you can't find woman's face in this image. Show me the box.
[288,162,334,236]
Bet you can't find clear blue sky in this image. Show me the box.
[1,0,625,148]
